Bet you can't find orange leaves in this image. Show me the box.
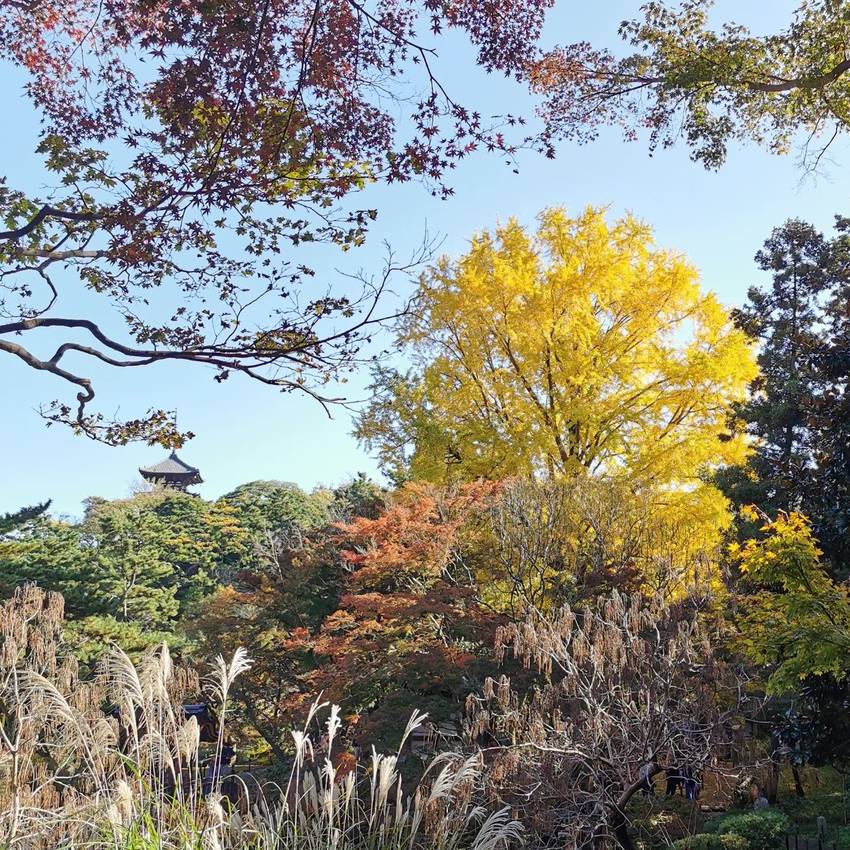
[193,481,504,753]
[301,483,502,740]
[335,481,499,592]
[334,589,469,627]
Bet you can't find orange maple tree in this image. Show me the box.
[196,482,503,756]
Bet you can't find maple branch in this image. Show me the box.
[14,249,107,261]
[0,234,428,441]
[345,0,455,107]
[0,205,100,241]
[745,58,850,93]
[0,0,548,443]
[0,338,94,421]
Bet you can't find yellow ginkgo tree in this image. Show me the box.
[356,207,758,596]
[358,207,756,484]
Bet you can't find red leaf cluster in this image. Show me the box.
[195,482,502,753]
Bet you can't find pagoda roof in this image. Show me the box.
[139,451,203,484]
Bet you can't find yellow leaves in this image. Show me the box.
[732,510,825,587]
[739,504,760,523]
[370,205,757,489]
[354,206,761,592]
[733,509,850,693]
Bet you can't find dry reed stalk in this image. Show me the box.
[0,586,521,850]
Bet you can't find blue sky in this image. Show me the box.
[2,1,849,518]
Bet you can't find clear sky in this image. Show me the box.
[2,1,849,518]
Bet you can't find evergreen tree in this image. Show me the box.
[718,219,829,518]
[222,481,328,541]
[85,509,180,629]
[720,216,850,576]
[0,501,50,534]
[329,474,387,522]
[220,481,332,580]
[82,490,248,619]
[0,517,92,615]
[0,489,249,660]
[808,217,850,571]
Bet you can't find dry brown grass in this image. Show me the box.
[0,586,521,850]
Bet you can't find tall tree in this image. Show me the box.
[530,1,850,171]
[0,0,552,444]
[808,217,850,570]
[717,219,829,518]
[356,207,756,486]
[718,215,850,574]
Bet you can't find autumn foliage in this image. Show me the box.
[196,482,503,754]
[358,207,756,485]
[0,0,552,443]
[11,5,850,849]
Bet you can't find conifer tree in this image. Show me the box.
[718,219,829,516]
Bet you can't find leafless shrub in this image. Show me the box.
[483,479,722,615]
[467,591,743,850]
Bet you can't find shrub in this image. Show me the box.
[672,834,748,850]
[707,809,791,850]
[627,794,705,847]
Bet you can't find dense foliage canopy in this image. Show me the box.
[718,215,850,576]
[357,207,756,486]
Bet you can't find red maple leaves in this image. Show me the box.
[0,0,552,443]
[196,482,502,753]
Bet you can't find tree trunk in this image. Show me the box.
[610,809,636,850]
[792,764,806,797]
[241,704,288,765]
[610,769,660,850]
[764,761,779,805]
